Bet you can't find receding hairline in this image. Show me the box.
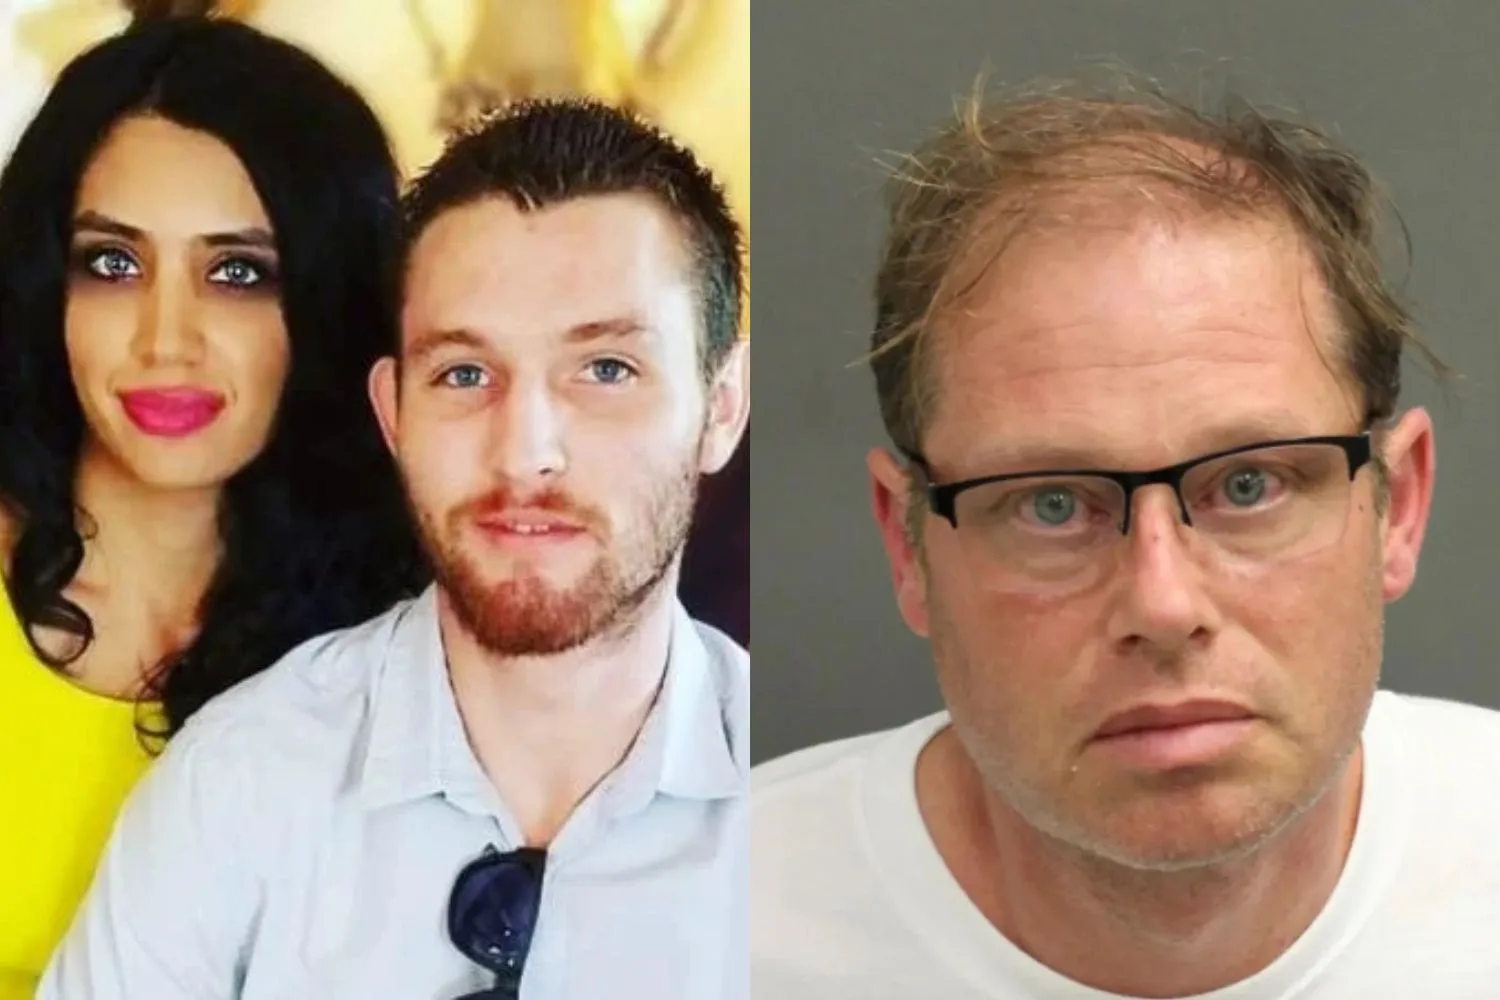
[945,207,1357,418]
[919,134,1310,330]
[879,129,1392,458]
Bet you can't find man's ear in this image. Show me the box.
[1376,407,1436,602]
[868,447,931,638]
[699,339,750,474]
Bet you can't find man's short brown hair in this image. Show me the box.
[869,73,1447,465]
[401,98,745,378]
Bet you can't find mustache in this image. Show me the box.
[454,486,604,530]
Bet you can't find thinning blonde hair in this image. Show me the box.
[869,72,1448,475]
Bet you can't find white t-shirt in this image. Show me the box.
[752,689,1500,998]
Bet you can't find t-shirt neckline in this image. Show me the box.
[854,691,1413,999]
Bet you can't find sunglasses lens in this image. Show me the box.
[450,851,543,973]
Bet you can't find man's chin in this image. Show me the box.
[457,570,596,617]
[449,587,605,655]
[434,557,620,653]
[469,562,584,593]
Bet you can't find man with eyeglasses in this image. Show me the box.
[42,99,750,1000]
[752,78,1500,998]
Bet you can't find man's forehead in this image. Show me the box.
[408,192,689,266]
[922,368,1365,479]
[919,213,1362,466]
[402,267,650,335]
[404,195,693,318]
[938,210,1340,369]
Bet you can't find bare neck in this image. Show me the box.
[919,728,1363,997]
[43,443,224,697]
[441,574,680,847]
[72,444,223,610]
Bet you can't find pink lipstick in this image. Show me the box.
[118,388,225,438]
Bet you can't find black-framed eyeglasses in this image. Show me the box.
[448,844,547,1000]
[904,433,1375,594]
[914,433,1372,531]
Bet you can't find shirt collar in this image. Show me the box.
[355,586,448,810]
[354,589,746,811]
[648,601,746,800]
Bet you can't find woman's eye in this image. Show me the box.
[84,248,141,280]
[208,257,270,287]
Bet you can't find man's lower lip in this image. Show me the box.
[474,524,586,541]
[1089,718,1258,768]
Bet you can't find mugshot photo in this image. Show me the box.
[750,1,1500,997]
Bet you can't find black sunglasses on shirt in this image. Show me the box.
[448,844,547,1000]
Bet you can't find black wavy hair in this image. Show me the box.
[0,16,428,737]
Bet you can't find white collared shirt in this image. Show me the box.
[40,587,748,1000]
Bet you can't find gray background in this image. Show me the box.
[751,0,1500,763]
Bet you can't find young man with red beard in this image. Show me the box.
[42,99,750,1000]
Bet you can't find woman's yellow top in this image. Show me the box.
[0,596,159,1000]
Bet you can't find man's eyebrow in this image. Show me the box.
[405,327,490,363]
[562,317,651,344]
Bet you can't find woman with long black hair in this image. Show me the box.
[0,17,426,995]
